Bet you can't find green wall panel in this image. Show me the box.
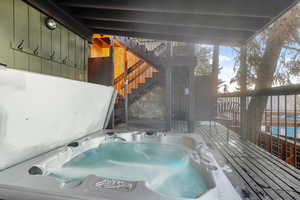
[29,55,42,73]
[14,0,29,49]
[62,64,75,79]
[52,62,61,76]
[29,7,41,55]
[61,27,69,64]
[84,40,90,69]
[79,38,84,68]
[52,25,61,62]
[68,31,76,67]
[0,0,13,67]
[14,50,28,70]
[75,70,86,81]
[42,59,52,75]
[41,14,52,59]
[0,0,88,81]
[75,35,84,69]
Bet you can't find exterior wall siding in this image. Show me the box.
[0,0,89,81]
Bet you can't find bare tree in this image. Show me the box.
[231,5,300,142]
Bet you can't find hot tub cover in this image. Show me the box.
[0,68,117,171]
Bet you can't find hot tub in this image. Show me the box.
[28,131,216,200]
[0,130,242,200]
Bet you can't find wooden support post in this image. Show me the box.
[166,66,172,131]
[240,45,247,140]
[165,41,174,57]
[110,38,115,129]
[188,65,194,133]
[124,47,129,124]
[212,45,219,117]
[169,41,173,57]
[165,41,174,131]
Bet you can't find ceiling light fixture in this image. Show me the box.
[45,17,57,30]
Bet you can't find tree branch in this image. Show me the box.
[283,45,300,52]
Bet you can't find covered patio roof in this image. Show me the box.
[25,0,299,45]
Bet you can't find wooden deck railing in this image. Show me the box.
[217,86,300,169]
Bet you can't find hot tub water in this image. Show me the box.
[47,142,208,198]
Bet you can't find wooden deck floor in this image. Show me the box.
[197,123,300,200]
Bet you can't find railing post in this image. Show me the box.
[212,45,219,97]
[169,41,173,57]
[165,41,174,131]
[211,45,219,134]
[188,65,194,133]
[166,66,172,131]
[240,45,247,141]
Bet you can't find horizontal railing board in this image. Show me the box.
[218,85,300,97]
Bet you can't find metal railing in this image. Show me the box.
[132,39,167,52]
[217,85,300,169]
[113,36,168,69]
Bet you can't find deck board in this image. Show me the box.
[215,124,300,180]
[222,136,300,189]
[197,124,300,200]
[214,129,300,193]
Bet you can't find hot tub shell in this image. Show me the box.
[0,130,242,200]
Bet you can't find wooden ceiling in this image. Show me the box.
[24,0,299,46]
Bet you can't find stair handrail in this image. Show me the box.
[114,59,145,84]
[113,37,166,86]
[112,36,163,68]
[151,42,167,56]
[120,64,153,90]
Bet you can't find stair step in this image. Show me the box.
[129,81,157,98]
[145,77,153,81]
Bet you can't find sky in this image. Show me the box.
[212,45,300,92]
[195,44,237,92]
[195,43,300,92]
[219,46,237,92]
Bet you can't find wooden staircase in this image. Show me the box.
[113,36,167,70]
[111,37,167,124]
[128,71,160,103]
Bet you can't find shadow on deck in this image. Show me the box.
[197,123,300,200]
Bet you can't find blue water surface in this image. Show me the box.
[285,115,300,120]
[270,115,300,137]
[48,142,208,199]
[271,126,300,137]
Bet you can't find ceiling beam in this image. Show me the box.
[57,0,297,18]
[92,29,244,46]
[23,0,93,42]
[85,20,253,41]
[73,8,270,32]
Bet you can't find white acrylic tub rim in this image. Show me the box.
[29,131,217,200]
